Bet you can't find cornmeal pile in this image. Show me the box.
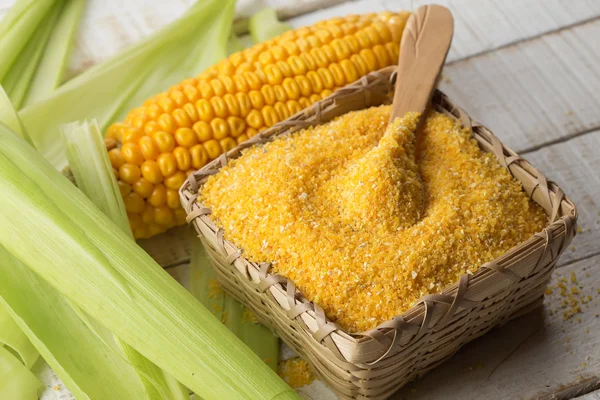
[201,105,547,332]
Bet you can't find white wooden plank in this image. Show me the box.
[441,19,600,152]
[523,131,600,267]
[576,390,600,400]
[289,0,600,63]
[390,254,600,400]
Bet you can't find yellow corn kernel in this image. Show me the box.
[236,92,252,117]
[124,192,145,213]
[169,90,187,107]
[246,109,263,129]
[340,59,359,83]
[260,85,276,106]
[317,67,335,89]
[121,143,144,165]
[117,181,131,197]
[331,38,351,61]
[210,79,226,97]
[309,94,321,104]
[314,29,333,44]
[166,188,180,209]
[372,44,391,68]
[172,108,192,128]
[298,98,311,109]
[220,137,237,153]
[164,171,186,190]
[363,25,382,45]
[274,102,289,121]
[236,134,249,144]
[276,61,293,78]
[243,71,262,90]
[295,76,312,97]
[359,48,378,71]
[306,71,323,93]
[227,117,246,138]
[310,48,329,68]
[350,54,368,77]
[385,42,399,64]
[153,131,175,153]
[127,213,143,230]
[246,127,258,138]
[183,85,200,103]
[132,178,154,199]
[261,106,279,127]
[157,97,176,113]
[300,53,316,71]
[141,203,154,224]
[108,148,125,169]
[106,123,126,141]
[222,93,240,116]
[220,76,235,94]
[273,85,287,102]
[286,100,302,115]
[232,74,249,93]
[210,97,228,118]
[157,153,177,177]
[281,41,300,56]
[158,113,176,133]
[190,144,208,169]
[321,89,333,98]
[328,63,346,86]
[147,184,167,207]
[154,206,174,226]
[139,136,160,160]
[182,103,199,124]
[195,99,214,122]
[172,146,191,171]
[147,223,165,237]
[174,127,198,148]
[192,121,213,142]
[119,164,141,184]
[203,139,222,160]
[287,55,307,76]
[210,118,230,140]
[282,78,300,100]
[122,128,144,144]
[372,21,392,42]
[174,208,188,225]
[340,22,357,35]
[355,30,371,49]
[248,90,265,110]
[144,121,160,135]
[141,160,163,184]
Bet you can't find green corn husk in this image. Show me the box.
[0,345,42,400]
[248,8,292,44]
[0,303,39,369]
[190,244,279,371]
[62,119,189,399]
[20,0,235,172]
[0,124,299,400]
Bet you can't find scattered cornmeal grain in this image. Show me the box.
[278,358,315,388]
[201,106,548,332]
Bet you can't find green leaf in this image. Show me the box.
[63,119,190,399]
[0,85,29,142]
[0,0,57,82]
[0,303,39,369]
[2,1,63,109]
[23,0,86,106]
[248,8,292,44]
[0,345,42,400]
[0,125,299,399]
[20,0,236,171]
[0,247,148,400]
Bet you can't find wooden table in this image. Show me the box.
[2,0,597,398]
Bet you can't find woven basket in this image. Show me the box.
[179,66,577,400]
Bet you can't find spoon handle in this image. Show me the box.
[389,5,454,122]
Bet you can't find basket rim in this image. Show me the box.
[179,67,577,364]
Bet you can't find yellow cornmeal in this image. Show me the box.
[278,358,315,388]
[201,105,548,333]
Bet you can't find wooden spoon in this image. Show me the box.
[390,5,454,122]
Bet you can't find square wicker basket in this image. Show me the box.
[179,66,577,400]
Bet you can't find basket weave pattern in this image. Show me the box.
[180,67,577,400]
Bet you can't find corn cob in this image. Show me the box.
[105,11,410,239]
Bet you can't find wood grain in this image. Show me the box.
[390,5,453,121]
